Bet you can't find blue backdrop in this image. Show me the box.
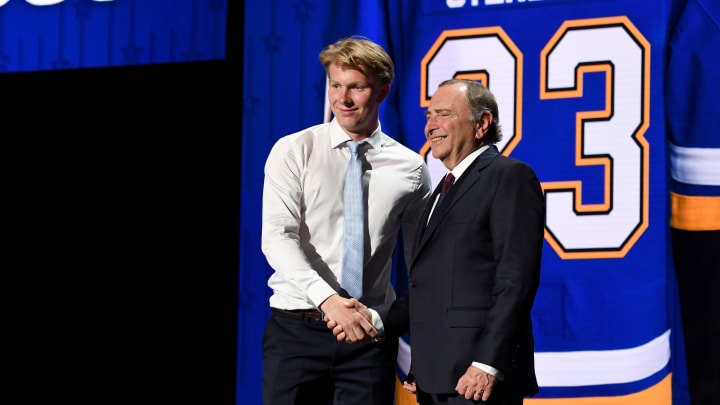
[0,0,226,72]
[238,0,720,404]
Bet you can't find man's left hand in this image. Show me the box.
[455,365,496,402]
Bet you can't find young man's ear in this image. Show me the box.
[377,83,391,103]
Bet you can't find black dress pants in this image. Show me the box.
[262,309,398,405]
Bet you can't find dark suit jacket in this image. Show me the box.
[385,145,545,397]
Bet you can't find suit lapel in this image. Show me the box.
[415,181,444,248]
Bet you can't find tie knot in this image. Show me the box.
[347,141,360,154]
[347,141,367,156]
[445,173,455,186]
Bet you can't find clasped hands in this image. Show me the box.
[321,294,376,343]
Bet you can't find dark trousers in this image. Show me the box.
[416,381,524,405]
[262,309,398,405]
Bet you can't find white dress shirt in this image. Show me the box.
[262,119,432,311]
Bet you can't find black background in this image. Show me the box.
[6,2,242,404]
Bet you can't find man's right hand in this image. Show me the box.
[402,370,417,393]
[321,295,376,343]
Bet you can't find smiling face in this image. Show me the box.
[327,63,390,141]
[424,82,491,170]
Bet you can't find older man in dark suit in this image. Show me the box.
[332,78,545,405]
[403,78,545,404]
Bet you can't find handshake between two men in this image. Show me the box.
[320,294,423,395]
[320,294,376,343]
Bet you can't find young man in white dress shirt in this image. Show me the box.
[260,36,432,405]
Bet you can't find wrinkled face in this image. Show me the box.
[424,82,487,170]
[327,63,389,141]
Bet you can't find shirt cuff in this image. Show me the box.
[471,362,505,381]
[368,308,385,340]
[308,282,340,309]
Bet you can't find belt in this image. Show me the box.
[271,308,324,320]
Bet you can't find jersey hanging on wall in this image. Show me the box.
[324,0,675,403]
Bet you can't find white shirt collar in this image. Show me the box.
[448,145,490,180]
[329,118,382,150]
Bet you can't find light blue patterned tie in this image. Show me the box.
[342,141,364,299]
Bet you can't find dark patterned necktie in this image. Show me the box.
[438,172,455,206]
